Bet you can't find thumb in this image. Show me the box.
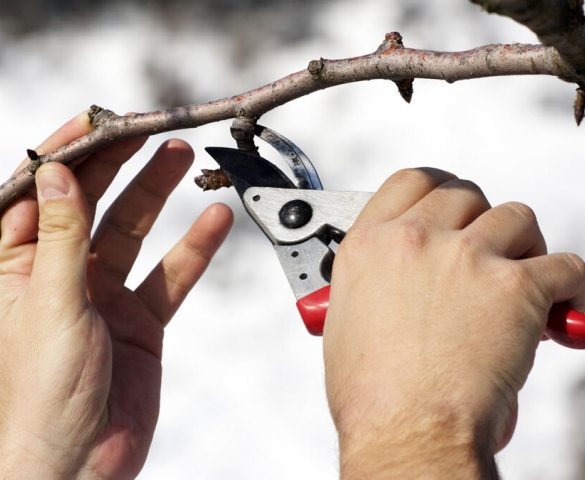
[30,163,90,306]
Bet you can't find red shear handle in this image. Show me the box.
[546,303,585,349]
[297,290,585,349]
[296,286,330,336]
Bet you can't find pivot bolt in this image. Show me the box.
[279,200,312,229]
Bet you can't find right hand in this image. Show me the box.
[323,168,585,478]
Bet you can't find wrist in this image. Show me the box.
[336,400,500,480]
[0,436,92,480]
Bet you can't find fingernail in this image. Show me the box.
[37,169,70,200]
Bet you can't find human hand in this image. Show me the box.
[0,112,233,479]
[323,168,585,479]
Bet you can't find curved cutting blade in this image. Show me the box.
[205,147,296,200]
[255,125,323,190]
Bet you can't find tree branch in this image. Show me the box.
[0,35,578,213]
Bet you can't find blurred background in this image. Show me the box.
[1,0,585,478]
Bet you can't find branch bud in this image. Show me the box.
[308,58,325,77]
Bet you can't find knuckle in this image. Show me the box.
[38,210,89,243]
[563,252,585,278]
[109,218,146,242]
[392,218,430,255]
[385,167,449,190]
[390,167,431,183]
[342,217,430,261]
[504,201,537,224]
[433,178,488,207]
[443,178,483,194]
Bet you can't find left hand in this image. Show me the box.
[0,112,233,479]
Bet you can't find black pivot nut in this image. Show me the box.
[279,200,313,229]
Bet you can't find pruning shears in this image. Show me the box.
[205,125,585,348]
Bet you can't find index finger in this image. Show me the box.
[352,167,457,229]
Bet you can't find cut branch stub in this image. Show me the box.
[194,169,232,191]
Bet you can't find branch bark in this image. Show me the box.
[0,34,579,213]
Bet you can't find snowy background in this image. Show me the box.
[1,0,585,478]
